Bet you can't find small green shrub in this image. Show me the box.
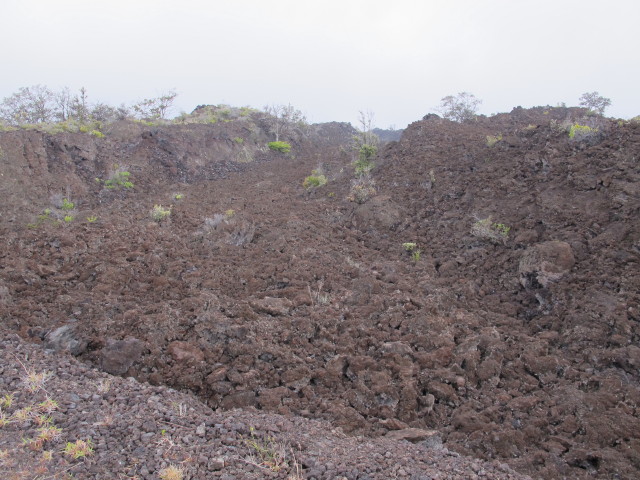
[402,242,421,262]
[63,439,94,459]
[86,215,98,223]
[61,198,74,211]
[568,123,598,140]
[151,204,171,222]
[233,137,244,144]
[90,129,104,138]
[63,215,74,223]
[174,193,184,200]
[486,134,502,147]
[402,242,416,251]
[102,168,134,189]
[303,170,327,189]
[267,141,291,153]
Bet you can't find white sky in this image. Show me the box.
[2,0,639,128]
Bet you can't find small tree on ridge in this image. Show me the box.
[579,91,611,116]
[437,92,482,122]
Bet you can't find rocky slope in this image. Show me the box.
[0,108,638,479]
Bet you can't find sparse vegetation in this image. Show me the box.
[486,134,502,147]
[308,282,331,306]
[158,464,185,480]
[62,439,94,459]
[101,166,134,190]
[244,427,291,473]
[347,175,376,204]
[0,358,97,479]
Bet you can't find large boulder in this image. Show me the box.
[519,241,575,288]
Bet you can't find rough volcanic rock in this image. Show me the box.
[518,240,575,288]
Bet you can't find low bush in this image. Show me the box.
[402,242,421,262]
[568,123,598,141]
[150,204,171,222]
[486,134,502,147]
[303,170,327,189]
[267,141,291,153]
[100,166,134,189]
[61,198,74,211]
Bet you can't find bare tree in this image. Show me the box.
[0,85,56,124]
[263,104,306,141]
[437,92,482,122]
[132,90,177,120]
[579,91,611,116]
[55,87,74,122]
[356,110,378,147]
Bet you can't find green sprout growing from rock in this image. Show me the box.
[403,242,421,262]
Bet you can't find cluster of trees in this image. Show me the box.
[0,85,177,125]
[436,91,612,122]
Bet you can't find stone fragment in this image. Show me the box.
[249,297,292,316]
[44,324,87,356]
[168,341,204,363]
[519,241,575,288]
[100,337,144,375]
[385,428,440,444]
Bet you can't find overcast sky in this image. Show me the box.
[3,0,639,128]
